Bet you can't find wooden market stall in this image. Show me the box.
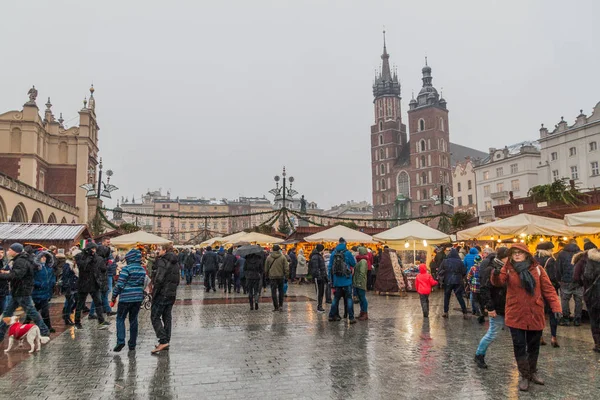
[0,222,92,253]
[111,230,173,248]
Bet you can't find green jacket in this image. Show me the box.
[265,251,289,279]
[353,247,369,290]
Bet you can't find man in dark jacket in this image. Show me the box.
[184,250,195,285]
[244,252,263,310]
[474,247,508,368]
[0,246,8,315]
[0,243,50,341]
[288,248,298,283]
[556,241,583,326]
[151,245,180,354]
[73,243,110,330]
[310,244,327,313]
[222,248,238,294]
[89,242,113,319]
[202,247,218,292]
[438,248,468,318]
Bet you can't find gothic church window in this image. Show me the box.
[420,156,425,169]
[420,140,426,152]
[421,172,427,185]
[422,189,427,200]
[380,164,385,175]
[397,171,410,197]
[379,148,384,159]
[418,119,425,132]
[381,179,386,191]
[379,135,384,146]
[440,118,445,132]
[379,121,383,131]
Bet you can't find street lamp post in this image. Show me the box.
[79,157,119,199]
[269,167,298,210]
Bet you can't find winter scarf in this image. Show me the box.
[512,259,536,295]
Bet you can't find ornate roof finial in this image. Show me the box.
[90,84,95,94]
[383,28,387,54]
[425,56,428,66]
[83,96,87,108]
[45,97,52,111]
[88,84,96,110]
[58,112,64,126]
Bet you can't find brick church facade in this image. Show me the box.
[371,36,452,225]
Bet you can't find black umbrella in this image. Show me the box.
[234,245,263,258]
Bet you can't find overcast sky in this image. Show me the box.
[1,0,598,209]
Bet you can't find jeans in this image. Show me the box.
[75,291,105,324]
[151,295,174,344]
[270,278,284,309]
[194,264,201,276]
[356,288,368,313]
[234,274,241,292]
[560,283,583,319]
[180,264,185,279]
[0,294,6,315]
[316,278,326,309]
[247,279,261,305]
[204,270,216,290]
[116,301,141,348]
[290,266,297,281]
[509,328,543,378]
[90,275,113,316]
[329,285,354,320]
[471,292,481,314]
[224,272,234,292]
[443,284,467,314]
[33,298,53,329]
[419,294,430,316]
[185,268,193,284]
[476,315,505,356]
[0,296,49,340]
[63,293,76,321]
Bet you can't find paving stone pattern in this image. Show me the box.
[0,282,598,399]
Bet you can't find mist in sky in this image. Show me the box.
[1,0,597,209]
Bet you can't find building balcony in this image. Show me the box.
[479,210,495,218]
[490,190,509,200]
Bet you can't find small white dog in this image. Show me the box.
[3,316,50,354]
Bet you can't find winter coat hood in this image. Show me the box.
[34,251,54,270]
[358,247,368,256]
[334,243,348,253]
[563,243,581,253]
[448,248,460,259]
[419,264,428,274]
[469,247,479,255]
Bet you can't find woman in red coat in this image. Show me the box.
[491,243,561,392]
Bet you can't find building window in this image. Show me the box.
[420,139,426,152]
[485,201,492,211]
[397,171,410,197]
[440,117,445,132]
[551,152,558,161]
[484,185,490,197]
[420,155,426,169]
[379,148,384,160]
[571,166,579,180]
[510,163,518,174]
[457,196,463,206]
[468,180,472,190]
[483,171,489,180]
[380,164,385,175]
[416,190,421,200]
[569,147,577,157]
[552,170,559,181]
[468,194,473,205]
[511,179,520,192]
[418,118,425,132]
[592,162,599,176]
[496,167,503,177]
[379,121,383,131]
[381,179,386,190]
[379,135,383,146]
[457,182,462,192]
[422,189,427,200]
[421,172,427,185]
[590,142,598,152]
[496,182,504,192]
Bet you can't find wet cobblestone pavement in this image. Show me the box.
[0,280,599,399]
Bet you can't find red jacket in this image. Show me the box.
[415,264,438,295]
[8,322,35,340]
[491,259,561,331]
[366,251,374,271]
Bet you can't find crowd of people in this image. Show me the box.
[1,234,599,392]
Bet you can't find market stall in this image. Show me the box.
[564,209,600,227]
[304,225,375,244]
[0,223,92,253]
[225,232,283,247]
[111,230,172,248]
[199,237,224,247]
[373,221,452,292]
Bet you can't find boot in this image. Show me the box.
[559,317,571,326]
[474,354,488,369]
[551,336,560,348]
[442,313,449,318]
[540,337,547,346]
[518,376,530,392]
[358,312,369,321]
[255,302,259,310]
[250,302,254,311]
[530,373,545,385]
[573,318,581,327]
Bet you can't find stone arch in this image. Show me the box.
[10,203,28,222]
[61,217,68,224]
[47,213,57,223]
[11,128,22,153]
[0,196,7,222]
[31,208,44,223]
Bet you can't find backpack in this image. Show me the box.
[332,250,349,277]
[583,259,600,309]
[309,254,319,278]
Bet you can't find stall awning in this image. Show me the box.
[564,209,600,227]
[457,213,600,240]
[111,231,172,247]
[0,223,90,242]
[373,221,452,244]
[225,232,283,245]
[304,225,374,243]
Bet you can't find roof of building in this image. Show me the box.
[449,142,487,166]
[479,140,540,164]
[0,223,91,242]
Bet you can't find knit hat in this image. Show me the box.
[474,255,483,264]
[536,241,555,251]
[273,244,281,252]
[584,240,598,251]
[496,246,509,260]
[339,237,346,243]
[9,243,24,253]
[316,244,325,252]
[85,242,97,251]
[125,248,142,264]
[206,246,212,251]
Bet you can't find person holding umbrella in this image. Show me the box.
[236,245,264,310]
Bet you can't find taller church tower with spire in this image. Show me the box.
[371,34,452,225]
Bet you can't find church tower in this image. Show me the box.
[370,32,407,224]
[407,60,451,217]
